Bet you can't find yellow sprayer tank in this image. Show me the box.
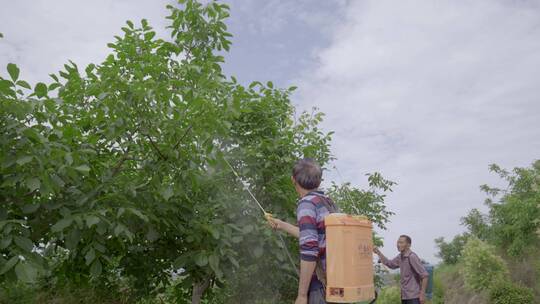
[325,213,375,303]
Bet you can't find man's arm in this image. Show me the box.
[409,254,429,303]
[266,214,300,238]
[420,276,428,302]
[280,221,300,238]
[296,259,316,303]
[373,247,400,269]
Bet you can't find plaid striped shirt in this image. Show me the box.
[297,190,337,289]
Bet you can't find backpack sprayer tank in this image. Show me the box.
[325,213,375,303]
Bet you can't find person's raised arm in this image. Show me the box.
[373,247,400,269]
[265,214,300,238]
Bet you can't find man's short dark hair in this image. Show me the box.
[400,235,412,245]
[292,158,322,190]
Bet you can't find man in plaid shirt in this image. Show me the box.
[267,158,338,304]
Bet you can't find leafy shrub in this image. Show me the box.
[489,280,534,304]
[431,269,445,304]
[461,238,508,291]
[377,286,401,304]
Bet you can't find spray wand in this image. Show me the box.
[223,158,299,277]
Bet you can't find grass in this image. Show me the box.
[500,247,540,301]
[0,281,135,304]
[432,263,489,304]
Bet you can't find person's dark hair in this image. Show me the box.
[399,235,412,245]
[292,158,322,190]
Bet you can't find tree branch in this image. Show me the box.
[146,134,167,161]
[173,125,193,150]
[112,147,131,178]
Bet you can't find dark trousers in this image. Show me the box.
[308,287,326,304]
[402,299,420,304]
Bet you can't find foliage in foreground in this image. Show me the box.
[0,1,395,303]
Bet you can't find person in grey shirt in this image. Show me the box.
[373,235,429,304]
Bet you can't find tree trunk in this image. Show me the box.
[191,277,211,304]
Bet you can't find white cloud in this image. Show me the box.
[295,0,540,261]
[221,0,346,86]
[225,0,346,35]
[0,0,170,84]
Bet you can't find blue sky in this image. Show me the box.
[1,0,539,262]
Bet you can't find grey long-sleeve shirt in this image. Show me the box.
[381,250,429,300]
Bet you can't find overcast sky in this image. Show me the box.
[1,0,539,262]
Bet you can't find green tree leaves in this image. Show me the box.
[85,248,96,265]
[435,234,469,265]
[51,218,73,232]
[460,161,540,256]
[14,262,37,283]
[84,216,99,228]
[0,2,392,303]
[25,177,41,192]
[435,161,540,303]
[74,164,90,174]
[90,259,102,277]
[16,155,33,166]
[7,63,19,81]
[195,253,208,267]
[328,176,395,230]
[34,82,47,98]
[14,236,33,252]
[0,256,19,275]
[16,80,31,90]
